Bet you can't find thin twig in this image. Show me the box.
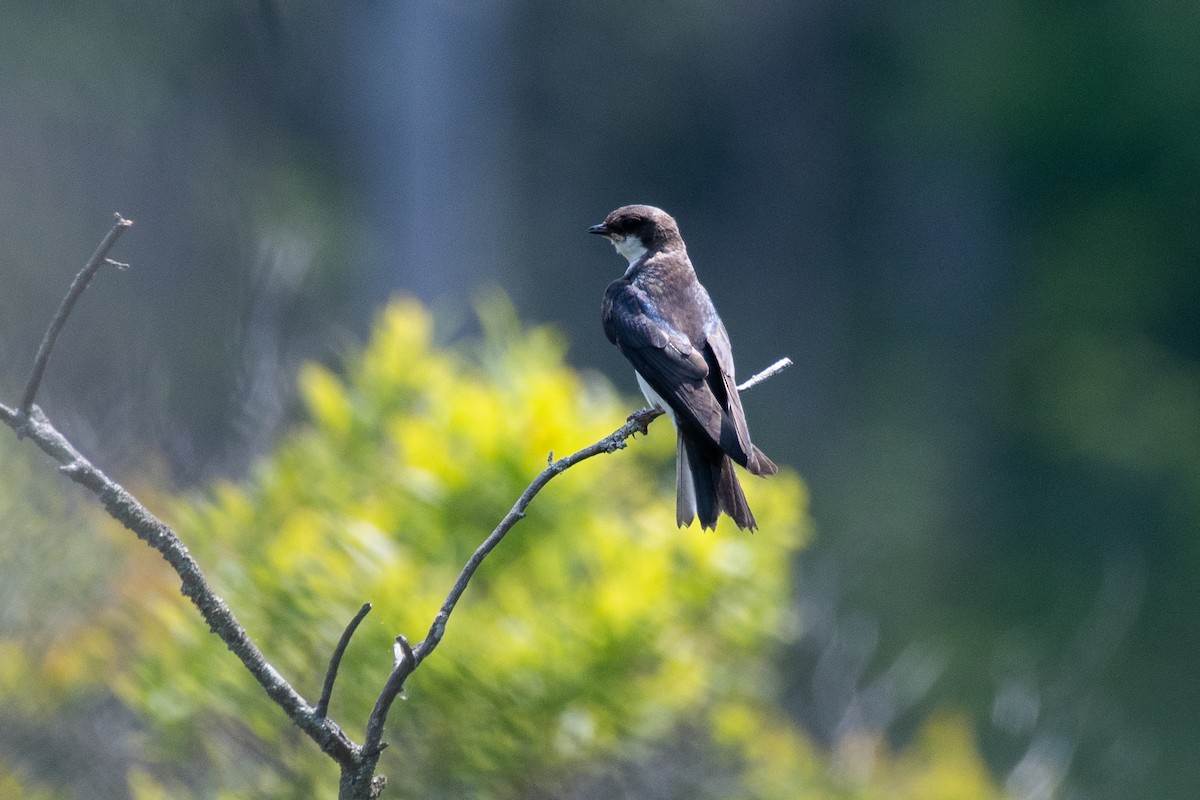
[18,213,133,416]
[317,603,373,719]
[353,414,646,775]
[412,416,647,665]
[737,357,792,393]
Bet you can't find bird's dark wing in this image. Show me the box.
[603,281,726,442]
[705,321,777,475]
[703,321,757,465]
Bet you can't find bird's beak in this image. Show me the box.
[587,223,609,236]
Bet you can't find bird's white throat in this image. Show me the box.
[611,235,648,270]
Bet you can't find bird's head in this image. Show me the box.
[588,205,682,265]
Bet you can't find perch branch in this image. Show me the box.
[18,213,133,417]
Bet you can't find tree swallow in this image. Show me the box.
[590,204,777,531]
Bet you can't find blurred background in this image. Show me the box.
[2,2,1197,798]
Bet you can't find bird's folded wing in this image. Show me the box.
[705,324,754,460]
[604,284,730,442]
[603,284,709,383]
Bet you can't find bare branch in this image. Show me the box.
[317,603,374,719]
[6,406,360,764]
[18,214,133,417]
[349,411,670,777]
[411,414,646,667]
[355,357,790,761]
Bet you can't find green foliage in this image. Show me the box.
[0,436,122,708]
[0,763,56,800]
[1,297,1006,799]
[0,428,159,798]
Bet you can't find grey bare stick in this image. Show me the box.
[18,213,133,417]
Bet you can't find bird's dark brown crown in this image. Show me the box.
[594,205,682,250]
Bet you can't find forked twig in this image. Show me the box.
[18,213,133,417]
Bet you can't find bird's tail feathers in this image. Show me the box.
[678,434,757,531]
[716,454,757,531]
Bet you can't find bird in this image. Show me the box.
[589,204,776,531]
